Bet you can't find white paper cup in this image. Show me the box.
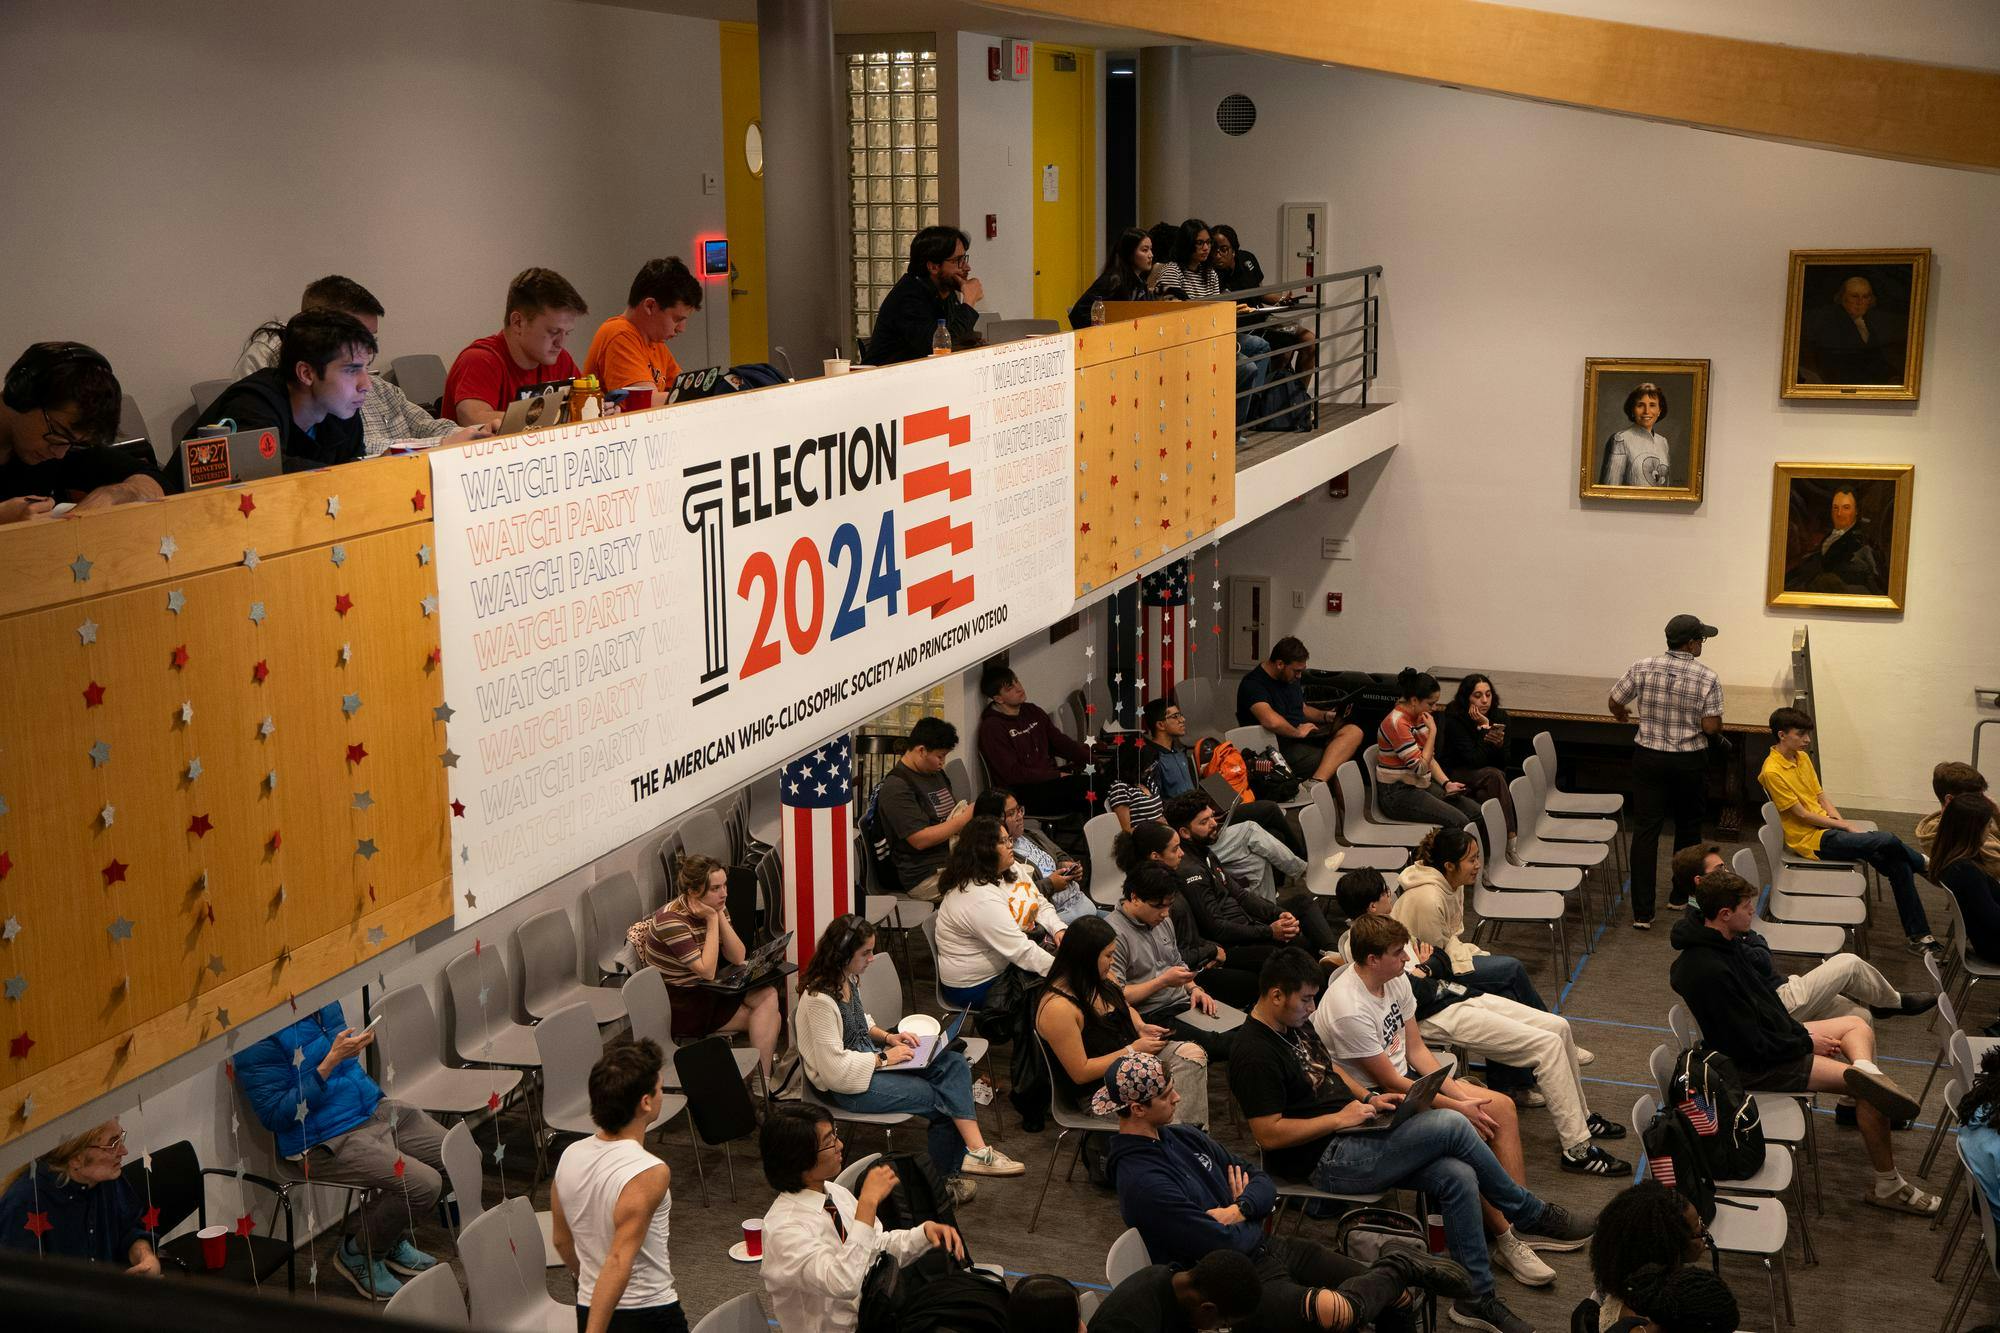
[822,359,850,377]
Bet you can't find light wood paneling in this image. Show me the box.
[999,0,2000,172]
[0,458,447,1144]
[1073,303,1237,594]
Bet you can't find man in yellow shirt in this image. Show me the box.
[1759,707,1937,954]
[584,257,703,402]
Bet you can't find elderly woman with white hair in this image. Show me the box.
[0,1117,159,1273]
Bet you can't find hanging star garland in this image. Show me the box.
[237,493,256,517]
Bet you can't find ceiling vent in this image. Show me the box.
[1215,93,1257,136]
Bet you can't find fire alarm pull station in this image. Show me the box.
[1326,593,1343,614]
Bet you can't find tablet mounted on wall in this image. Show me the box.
[702,238,729,276]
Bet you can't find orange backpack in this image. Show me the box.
[1193,737,1255,803]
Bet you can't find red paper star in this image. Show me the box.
[346,742,368,765]
[102,859,128,886]
[1080,522,1091,535]
[487,1090,501,1112]
[1084,790,1100,804]
[392,1156,406,1178]
[333,593,354,616]
[1160,519,1172,529]
[1159,448,1168,459]
[473,938,483,955]
[238,493,256,517]
[268,831,282,852]
[252,659,270,683]
[0,852,10,879]
[170,645,190,669]
[234,1212,254,1238]
[82,680,105,707]
[427,646,443,666]
[188,814,213,838]
[140,1205,161,1232]
[450,799,466,818]
[1083,704,1096,715]
[367,884,377,902]
[9,1032,33,1059]
[1110,475,1119,487]
[23,1211,51,1238]
[411,489,427,512]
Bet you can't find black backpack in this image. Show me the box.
[1640,1099,1719,1224]
[857,1153,1004,1333]
[1669,1047,1767,1181]
[1247,745,1301,802]
[859,770,914,895]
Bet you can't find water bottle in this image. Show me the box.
[930,319,952,356]
[1090,298,1106,326]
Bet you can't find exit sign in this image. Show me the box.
[1001,38,1031,80]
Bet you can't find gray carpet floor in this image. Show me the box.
[297,807,1997,1331]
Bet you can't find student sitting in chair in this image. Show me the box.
[1107,862,1233,1061]
[1164,793,1341,977]
[0,341,160,519]
[1141,696,1303,858]
[933,814,1057,1009]
[1934,793,2000,968]
[0,1118,158,1274]
[177,310,374,479]
[444,266,587,430]
[583,257,700,402]
[977,662,1094,819]
[1235,637,1365,795]
[1918,762,2000,877]
[1394,829,1556,1015]
[973,787,1097,927]
[628,853,781,1087]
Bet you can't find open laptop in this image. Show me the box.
[1335,1066,1449,1134]
[498,381,571,435]
[879,1010,968,1073]
[1201,773,1247,821]
[706,931,793,991]
[180,425,284,491]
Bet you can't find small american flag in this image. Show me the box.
[1677,1094,1718,1136]
[1138,559,1192,707]
[1648,1154,1678,1189]
[782,738,854,971]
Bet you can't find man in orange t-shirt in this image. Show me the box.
[584,257,704,401]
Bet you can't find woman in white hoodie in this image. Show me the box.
[1390,827,1552,1014]
[934,815,1057,1007]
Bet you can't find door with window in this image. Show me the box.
[719,22,769,365]
[1031,45,1095,325]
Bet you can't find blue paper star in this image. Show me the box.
[342,692,362,716]
[352,790,374,812]
[70,554,93,582]
[417,544,432,565]
[433,702,454,723]
[356,838,378,859]
[248,601,266,625]
[107,915,135,941]
[88,740,111,767]
[166,588,186,614]
[3,975,24,1001]
[330,544,346,567]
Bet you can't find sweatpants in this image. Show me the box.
[1776,951,1900,1024]
[1421,996,1594,1151]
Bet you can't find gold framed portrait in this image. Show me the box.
[1578,358,1709,503]
[1766,462,1914,612]
[1780,248,1931,401]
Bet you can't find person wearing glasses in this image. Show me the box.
[0,342,162,521]
[0,1119,159,1273]
[862,225,985,366]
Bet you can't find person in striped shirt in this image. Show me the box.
[1374,670,1483,831]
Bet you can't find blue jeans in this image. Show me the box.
[1236,340,1268,426]
[828,1049,977,1176]
[1462,952,1547,1012]
[1819,829,1933,938]
[1310,1108,1547,1297]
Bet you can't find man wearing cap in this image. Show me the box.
[1609,615,1723,928]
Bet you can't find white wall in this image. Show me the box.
[0,0,728,447]
[951,32,1037,322]
[1185,57,2000,812]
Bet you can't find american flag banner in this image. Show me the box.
[1139,560,1193,705]
[782,737,854,971]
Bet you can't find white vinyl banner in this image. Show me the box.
[429,340,1075,924]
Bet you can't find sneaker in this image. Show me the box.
[1488,1229,1555,1286]
[1374,1240,1476,1299]
[960,1145,1025,1177]
[1630,918,1652,931]
[1560,1144,1629,1176]
[1667,890,1689,909]
[1509,1087,1547,1108]
[1450,1292,1536,1332]
[946,1176,978,1207]
[1586,1112,1627,1140]
[335,1239,402,1301]
[1907,934,1943,955]
[1516,1201,1595,1251]
[382,1237,437,1276]
[1844,1066,1922,1123]
[1871,991,1938,1019]
[1575,1047,1595,1066]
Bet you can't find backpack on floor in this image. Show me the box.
[1195,737,1254,803]
[1245,745,1301,803]
[1669,1047,1767,1180]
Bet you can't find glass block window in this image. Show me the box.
[847,49,940,346]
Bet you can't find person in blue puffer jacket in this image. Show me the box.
[235,1001,450,1301]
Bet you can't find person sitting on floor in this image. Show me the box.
[234,1001,447,1299]
[1669,868,1939,1218]
[934,814,1057,1011]
[1107,862,1232,1061]
[1229,948,1596,1333]
[757,1103,965,1333]
[628,854,782,1089]
[1394,828,1560,1016]
[1165,793,1341,985]
[1101,1049,1474,1332]
[1142,696,1304,857]
[793,913,1023,1209]
[977,662,1094,818]
[973,787,1096,926]
[1917,762,2000,876]
[1088,1248,1264,1333]
[1038,913,1210,1129]
[1376,669,1484,831]
[1333,870,1628,1176]
[549,1037,684,1333]
[1934,793,2000,968]
[1759,706,1939,954]
[0,1118,158,1274]
[1236,637,1366,793]
[1580,1180,1708,1332]
[1435,673,1518,836]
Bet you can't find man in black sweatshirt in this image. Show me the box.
[173,310,372,487]
[1668,869,1939,1218]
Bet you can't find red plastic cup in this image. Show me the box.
[742,1219,763,1259]
[619,385,654,412]
[197,1224,229,1269]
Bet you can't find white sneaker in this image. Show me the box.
[1490,1228,1556,1287]
[961,1145,1025,1177]
[1510,1087,1548,1108]
[1575,1047,1595,1066]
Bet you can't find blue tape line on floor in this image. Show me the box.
[1554,870,1629,1013]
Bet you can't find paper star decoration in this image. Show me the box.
[166,588,186,614]
[242,548,260,570]
[462,845,470,863]
[207,954,226,976]
[340,642,352,664]
[417,543,432,566]
[433,702,455,723]
[341,692,362,716]
[352,790,374,812]
[367,925,387,947]
[0,853,9,879]
[179,700,194,724]
[411,489,427,511]
[107,916,134,941]
[420,594,438,617]
[334,593,354,616]
[69,554,93,582]
[439,749,459,768]
[248,601,266,625]
[140,1205,161,1232]
[9,1031,33,1059]
[1,917,19,942]
[188,813,213,837]
[267,830,281,852]
[487,1090,502,1112]
[356,838,378,859]
[185,758,203,782]
[266,770,278,790]
[259,716,275,738]
[159,535,177,560]
[215,1007,230,1028]
[428,646,443,666]
[346,742,368,765]
[329,544,346,567]
[450,799,466,818]
[325,495,340,518]
[252,659,269,683]
[464,889,477,908]
[82,680,105,707]
[77,617,98,645]
[23,1210,50,1237]
[234,1212,254,1238]
[88,740,111,767]
[170,644,188,669]
[102,860,127,886]
[3,976,23,1001]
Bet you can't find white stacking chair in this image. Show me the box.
[693,1292,771,1333]
[679,806,735,869]
[1258,1147,1393,1233]
[1334,761,1429,848]
[945,755,980,802]
[1760,800,1874,895]
[535,1002,688,1177]
[1086,811,1127,906]
[1469,878,1568,995]
[374,983,522,1118]
[1531,732,1624,821]
[1736,847,1868,961]
[389,354,448,412]
[1309,782,1410,872]
[439,1120,487,1233]
[1666,1000,1816,1209]
[1939,885,2000,1013]
[1506,776,1610,909]
[1633,1094,1793,1327]
[1755,825,1866,898]
[864,946,992,1096]
[460,1196,570,1331]
[1030,1037,1120,1232]
[621,968,761,1086]
[1520,754,1625,882]
[834,1151,883,1196]
[580,871,644,980]
[1932,1082,1972,1277]
[1106,1227,1152,1287]
[383,1262,469,1325]
[1475,798,1590,948]
[517,908,627,1024]
[1716,846,1845,959]
[1360,746,1444,835]
[1299,803,1401,895]
[1939,1137,2000,1333]
[446,945,544,1069]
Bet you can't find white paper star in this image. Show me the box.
[339,642,352,664]
[420,594,438,616]
[186,757,203,781]
[77,617,99,645]
[242,548,260,570]
[417,544,432,566]
[330,544,346,567]
[259,716,275,738]
[159,535,178,560]
[325,495,341,518]
[180,700,194,724]
[100,804,115,828]
[1,917,20,942]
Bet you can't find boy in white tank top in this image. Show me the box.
[552,1037,684,1332]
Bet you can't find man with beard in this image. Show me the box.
[862,225,984,365]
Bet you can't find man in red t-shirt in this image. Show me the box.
[444,267,589,430]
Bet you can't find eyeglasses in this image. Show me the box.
[1163,711,1186,721]
[41,409,90,451]
[91,1131,127,1155]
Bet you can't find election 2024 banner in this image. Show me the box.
[428,339,1076,924]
